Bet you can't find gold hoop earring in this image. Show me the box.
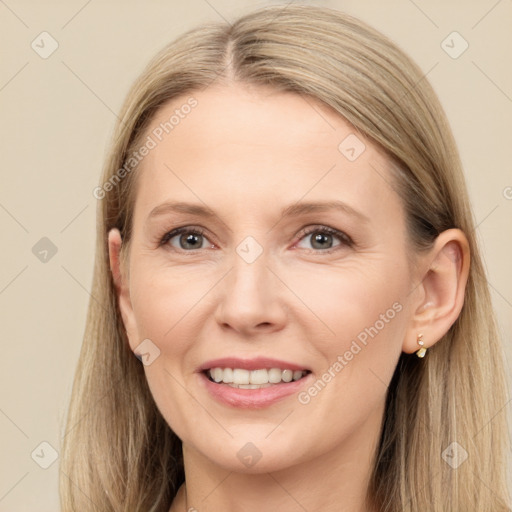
[416,333,427,358]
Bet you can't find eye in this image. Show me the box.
[159,225,353,253]
[160,227,213,251]
[295,226,352,252]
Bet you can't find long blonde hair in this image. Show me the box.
[60,5,511,511]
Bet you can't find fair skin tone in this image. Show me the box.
[108,83,469,512]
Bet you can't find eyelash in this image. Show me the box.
[158,225,354,254]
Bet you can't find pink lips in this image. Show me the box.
[197,356,312,409]
[198,356,311,373]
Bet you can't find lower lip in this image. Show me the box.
[199,372,312,409]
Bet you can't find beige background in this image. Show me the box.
[0,0,511,510]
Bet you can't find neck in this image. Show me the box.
[170,403,384,512]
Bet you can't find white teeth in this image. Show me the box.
[212,367,223,383]
[222,368,233,383]
[208,367,307,385]
[232,369,250,385]
[268,368,282,383]
[282,370,293,383]
[250,369,268,385]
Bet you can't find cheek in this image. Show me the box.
[287,260,408,353]
[127,266,203,440]
[285,259,409,421]
[284,265,407,442]
[129,262,216,349]
[127,263,221,438]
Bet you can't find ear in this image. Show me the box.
[402,228,470,354]
[108,228,139,351]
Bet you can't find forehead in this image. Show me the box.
[131,83,402,229]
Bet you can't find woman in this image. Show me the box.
[60,5,511,511]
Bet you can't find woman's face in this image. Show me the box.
[111,83,420,474]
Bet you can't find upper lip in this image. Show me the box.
[198,357,311,373]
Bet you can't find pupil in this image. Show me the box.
[181,233,201,249]
[312,232,332,249]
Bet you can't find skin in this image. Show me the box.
[108,83,470,512]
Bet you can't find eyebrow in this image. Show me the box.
[146,199,370,224]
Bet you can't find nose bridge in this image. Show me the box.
[214,236,286,332]
[228,238,272,306]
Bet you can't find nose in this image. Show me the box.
[213,249,287,337]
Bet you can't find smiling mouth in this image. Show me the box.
[205,367,311,389]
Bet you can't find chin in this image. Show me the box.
[188,430,310,474]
